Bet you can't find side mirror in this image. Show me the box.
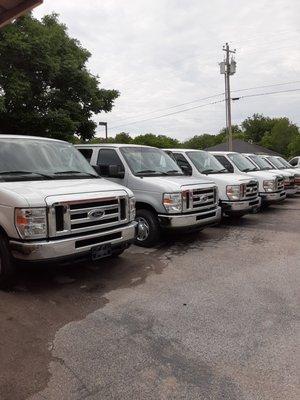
[227,164,234,174]
[108,165,125,178]
[92,165,101,175]
[181,165,192,176]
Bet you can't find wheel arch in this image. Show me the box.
[135,201,158,215]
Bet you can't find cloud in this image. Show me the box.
[34,0,300,140]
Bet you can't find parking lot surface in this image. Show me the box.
[0,197,299,400]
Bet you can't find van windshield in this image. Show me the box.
[274,157,291,169]
[0,138,98,181]
[248,155,273,170]
[186,151,228,174]
[266,156,285,169]
[228,153,257,172]
[120,147,183,176]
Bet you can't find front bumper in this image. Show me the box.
[9,221,137,261]
[222,197,261,215]
[285,187,297,196]
[260,191,286,203]
[158,206,222,229]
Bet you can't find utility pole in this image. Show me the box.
[219,43,236,151]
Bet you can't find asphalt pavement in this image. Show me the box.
[0,197,299,400]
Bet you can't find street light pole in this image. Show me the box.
[99,122,108,141]
[219,43,236,151]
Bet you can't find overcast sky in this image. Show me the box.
[34,0,300,141]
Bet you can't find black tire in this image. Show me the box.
[135,209,160,247]
[0,232,16,289]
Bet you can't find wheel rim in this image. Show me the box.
[136,217,150,242]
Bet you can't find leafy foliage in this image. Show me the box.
[242,114,275,143]
[0,13,119,140]
[87,116,299,158]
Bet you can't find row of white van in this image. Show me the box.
[0,135,298,287]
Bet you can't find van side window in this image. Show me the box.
[214,155,233,172]
[78,148,93,162]
[97,149,125,176]
[173,153,191,168]
[171,153,192,175]
[289,158,298,166]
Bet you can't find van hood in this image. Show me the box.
[203,173,256,185]
[246,170,282,180]
[0,178,132,207]
[131,175,215,192]
[266,169,293,177]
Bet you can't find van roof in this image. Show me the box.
[0,134,66,143]
[163,148,207,152]
[209,151,238,155]
[75,143,155,149]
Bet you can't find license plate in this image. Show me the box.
[91,244,112,260]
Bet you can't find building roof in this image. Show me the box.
[0,0,42,28]
[205,139,282,156]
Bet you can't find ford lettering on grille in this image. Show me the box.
[88,209,105,219]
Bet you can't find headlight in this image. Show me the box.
[15,208,47,239]
[263,180,276,192]
[129,197,136,221]
[226,185,242,201]
[163,192,182,213]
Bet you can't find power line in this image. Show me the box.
[110,93,224,124]
[110,87,300,131]
[232,80,300,94]
[233,87,300,101]
[110,80,300,125]
[109,99,225,130]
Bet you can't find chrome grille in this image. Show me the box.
[276,177,284,191]
[244,181,258,199]
[284,176,295,188]
[184,187,217,212]
[49,196,128,237]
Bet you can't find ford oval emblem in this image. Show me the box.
[88,209,104,219]
[199,194,209,202]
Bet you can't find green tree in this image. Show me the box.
[216,125,245,144]
[182,133,216,149]
[288,134,300,157]
[241,114,275,143]
[114,132,133,144]
[0,14,119,140]
[133,133,180,148]
[260,118,299,156]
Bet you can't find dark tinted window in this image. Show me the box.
[173,153,191,169]
[97,149,124,176]
[289,158,298,166]
[172,153,193,175]
[78,148,93,162]
[214,155,234,172]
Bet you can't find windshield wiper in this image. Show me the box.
[201,169,215,174]
[54,170,98,178]
[135,170,160,175]
[243,168,257,172]
[166,169,182,175]
[215,168,228,173]
[0,171,53,179]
